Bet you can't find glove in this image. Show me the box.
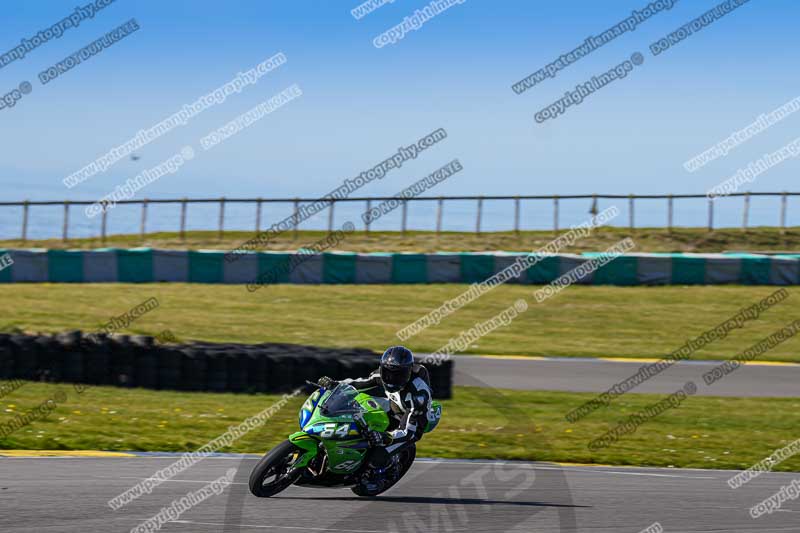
[318,376,338,389]
[366,430,392,447]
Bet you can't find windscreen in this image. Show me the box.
[320,384,362,416]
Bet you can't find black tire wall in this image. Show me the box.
[0,332,453,399]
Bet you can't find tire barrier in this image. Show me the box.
[0,332,453,399]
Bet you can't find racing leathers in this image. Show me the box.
[342,363,433,446]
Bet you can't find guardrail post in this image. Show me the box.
[218,197,226,240]
[401,199,408,235]
[255,198,263,233]
[475,196,483,234]
[21,200,29,242]
[140,199,148,238]
[62,201,70,242]
[180,198,187,241]
[554,196,559,233]
[629,194,635,230]
[365,199,371,234]
[667,195,673,232]
[436,197,443,235]
[328,199,335,234]
[707,197,714,232]
[742,192,750,231]
[780,192,788,234]
[101,208,107,244]
[514,196,520,234]
[293,198,300,240]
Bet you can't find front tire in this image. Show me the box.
[249,440,302,498]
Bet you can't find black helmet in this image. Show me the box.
[380,346,414,392]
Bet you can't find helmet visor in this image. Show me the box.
[380,365,412,391]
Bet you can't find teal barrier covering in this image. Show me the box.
[590,255,639,286]
[671,255,706,285]
[392,254,428,283]
[117,249,153,282]
[460,254,495,283]
[527,256,560,284]
[256,252,291,284]
[188,251,224,283]
[3,249,800,286]
[47,250,84,282]
[323,253,357,284]
[727,253,772,285]
[0,250,11,283]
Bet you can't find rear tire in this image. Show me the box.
[249,440,302,498]
[351,444,416,497]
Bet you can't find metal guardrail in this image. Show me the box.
[3,192,798,243]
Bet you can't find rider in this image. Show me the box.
[318,346,433,457]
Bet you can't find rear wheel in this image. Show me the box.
[351,444,416,497]
[249,440,302,497]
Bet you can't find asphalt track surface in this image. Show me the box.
[450,355,800,397]
[1,455,798,532]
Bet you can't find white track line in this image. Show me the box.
[153,518,427,532]
[8,455,792,480]
[118,476,247,485]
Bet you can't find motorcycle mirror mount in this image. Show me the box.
[353,411,368,433]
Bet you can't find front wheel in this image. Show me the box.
[249,440,302,497]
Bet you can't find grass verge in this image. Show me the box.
[3,227,800,253]
[1,284,799,361]
[0,382,798,472]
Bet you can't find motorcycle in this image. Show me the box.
[249,381,442,497]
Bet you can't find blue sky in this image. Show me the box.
[0,0,798,234]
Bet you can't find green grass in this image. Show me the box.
[1,284,799,361]
[1,382,798,472]
[3,226,800,253]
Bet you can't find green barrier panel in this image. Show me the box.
[189,251,224,283]
[47,250,84,282]
[736,255,772,285]
[671,255,706,285]
[589,255,639,286]
[392,254,428,283]
[256,253,292,284]
[323,253,357,284]
[460,254,495,283]
[526,256,560,284]
[117,249,153,282]
[0,250,11,283]
[723,253,773,284]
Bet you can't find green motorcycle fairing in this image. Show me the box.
[289,386,390,473]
